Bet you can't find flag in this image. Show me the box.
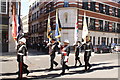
[58,16,62,31]
[47,13,52,39]
[55,10,61,39]
[82,12,89,43]
[12,4,17,41]
[74,19,78,43]
[17,2,22,41]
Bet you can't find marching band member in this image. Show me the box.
[84,36,93,72]
[49,39,58,70]
[74,41,82,67]
[60,40,70,75]
[17,37,30,76]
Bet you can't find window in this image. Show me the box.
[117,23,120,33]
[0,1,7,14]
[82,0,88,10]
[89,18,95,30]
[107,38,109,46]
[111,38,113,43]
[99,20,103,31]
[114,38,117,44]
[37,11,39,19]
[29,5,31,11]
[118,9,120,18]
[105,5,110,15]
[90,36,92,42]
[101,37,106,45]
[50,2,54,11]
[104,21,109,31]
[35,1,36,8]
[37,2,39,6]
[99,3,104,13]
[118,38,120,44]
[90,2,96,12]
[112,23,116,32]
[46,2,54,13]
[64,13,68,23]
[98,37,100,45]
[34,13,36,20]
[32,3,34,10]
[112,7,116,16]
[93,36,95,45]
[64,0,69,7]
[40,8,44,14]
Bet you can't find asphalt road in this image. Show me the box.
[0,52,120,79]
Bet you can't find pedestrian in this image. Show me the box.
[74,41,82,67]
[17,37,30,76]
[49,38,58,70]
[60,39,70,75]
[42,40,46,52]
[84,36,93,72]
[45,41,49,54]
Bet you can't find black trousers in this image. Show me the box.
[50,55,58,69]
[62,62,69,74]
[84,51,91,71]
[75,55,82,66]
[17,55,29,73]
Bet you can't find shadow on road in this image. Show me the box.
[1,62,119,79]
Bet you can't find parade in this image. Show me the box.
[13,6,95,78]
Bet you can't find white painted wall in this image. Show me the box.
[59,8,77,28]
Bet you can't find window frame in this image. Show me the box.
[0,0,8,14]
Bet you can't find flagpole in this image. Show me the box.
[47,13,52,43]
[74,9,78,44]
[57,9,62,43]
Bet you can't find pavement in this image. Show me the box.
[0,50,120,79]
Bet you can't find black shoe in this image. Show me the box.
[79,64,82,67]
[88,65,92,70]
[49,68,53,71]
[84,70,88,73]
[55,63,58,67]
[60,72,65,75]
[26,71,30,76]
[74,64,77,67]
[67,67,69,71]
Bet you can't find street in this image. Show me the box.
[0,52,120,79]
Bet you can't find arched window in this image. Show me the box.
[64,12,68,23]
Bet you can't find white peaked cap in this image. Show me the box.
[19,38,26,43]
[64,39,69,44]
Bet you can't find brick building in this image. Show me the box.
[28,0,120,46]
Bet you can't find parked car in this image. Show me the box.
[113,44,120,52]
[93,45,110,53]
